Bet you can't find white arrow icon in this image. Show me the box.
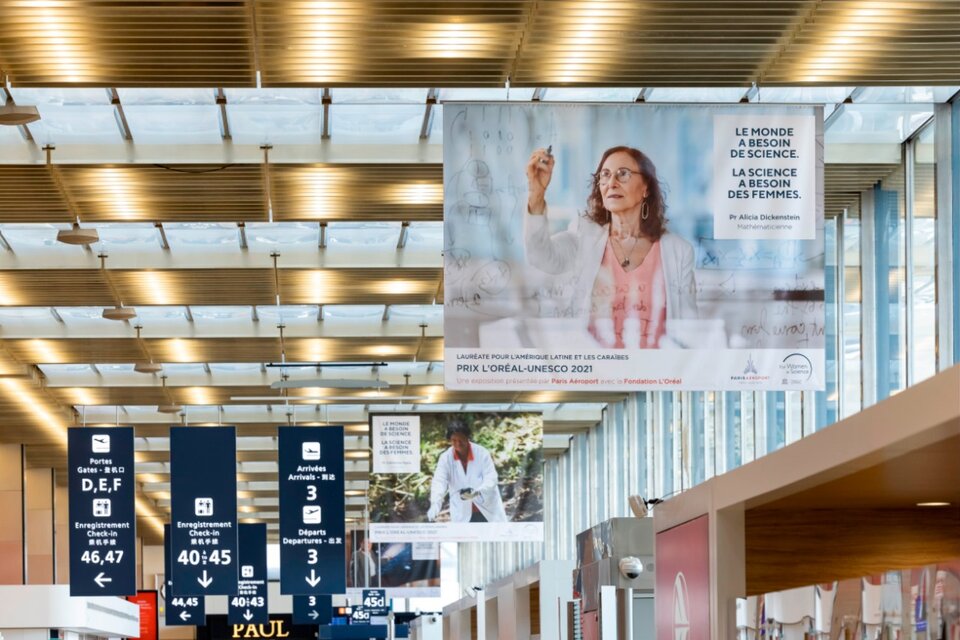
[94,572,112,588]
[197,570,213,588]
[309,610,319,620]
[305,569,321,587]
[243,610,253,621]
[179,611,191,622]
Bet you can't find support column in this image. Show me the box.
[0,444,24,584]
[24,467,55,584]
[54,481,69,584]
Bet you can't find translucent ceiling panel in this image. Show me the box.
[323,305,385,320]
[55,307,110,321]
[933,87,960,102]
[130,306,189,322]
[255,305,318,322]
[224,89,322,105]
[333,89,429,104]
[245,222,319,248]
[405,222,443,250]
[209,363,263,373]
[123,105,223,144]
[647,87,747,103]
[191,307,254,322]
[329,105,424,144]
[0,307,51,321]
[226,104,322,145]
[327,222,401,248]
[389,305,444,324]
[0,126,27,146]
[160,363,208,375]
[855,87,931,103]
[164,223,239,252]
[543,87,642,102]
[851,86,960,104]
[9,88,111,106]
[440,88,536,102]
[756,87,852,104]
[27,104,122,145]
[116,88,216,105]
[826,104,933,144]
[96,223,162,250]
[0,223,68,250]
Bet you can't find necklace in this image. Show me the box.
[611,236,641,268]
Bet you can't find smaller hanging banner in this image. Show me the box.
[228,523,269,625]
[164,524,206,627]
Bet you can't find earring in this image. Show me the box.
[640,199,649,221]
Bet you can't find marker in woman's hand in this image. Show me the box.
[540,145,553,165]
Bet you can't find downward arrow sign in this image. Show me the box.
[243,609,253,621]
[309,610,319,620]
[197,570,213,588]
[94,572,112,588]
[305,569,321,587]
[179,611,191,622]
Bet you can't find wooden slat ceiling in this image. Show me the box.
[511,0,808,87]
[761,0,960,85]
[269,164,444,221]
[59,165,267,222]
[254,0,531,87]
[0,0,255,87]
[0,0,958,87]
[0,164,442,223]
[0,268,441,306]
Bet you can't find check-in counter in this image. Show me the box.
[0,585,140,640]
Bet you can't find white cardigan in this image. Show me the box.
[524,212,698,323]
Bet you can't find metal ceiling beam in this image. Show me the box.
[108,88,133,141]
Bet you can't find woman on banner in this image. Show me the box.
[426,419,507,523]
[525,145,698,348]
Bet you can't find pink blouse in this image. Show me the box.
[588,239,667,348]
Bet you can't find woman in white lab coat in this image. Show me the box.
[427,420,507,523]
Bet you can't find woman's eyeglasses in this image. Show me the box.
[596,167,640,186]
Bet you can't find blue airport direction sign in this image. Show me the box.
[68,426,137,596]
[170,426,239,596]
[361,589,389,616]
[278,426,345,594]
[293,595,333,625]
[164,524,206,626]
[228,524,269,625]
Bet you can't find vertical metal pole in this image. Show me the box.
[836,211,846,419]
[904,138,916,387]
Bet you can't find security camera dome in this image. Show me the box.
[618,556,645,580]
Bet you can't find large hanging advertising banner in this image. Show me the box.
[443,103,825,391]
[368,412,543,542]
